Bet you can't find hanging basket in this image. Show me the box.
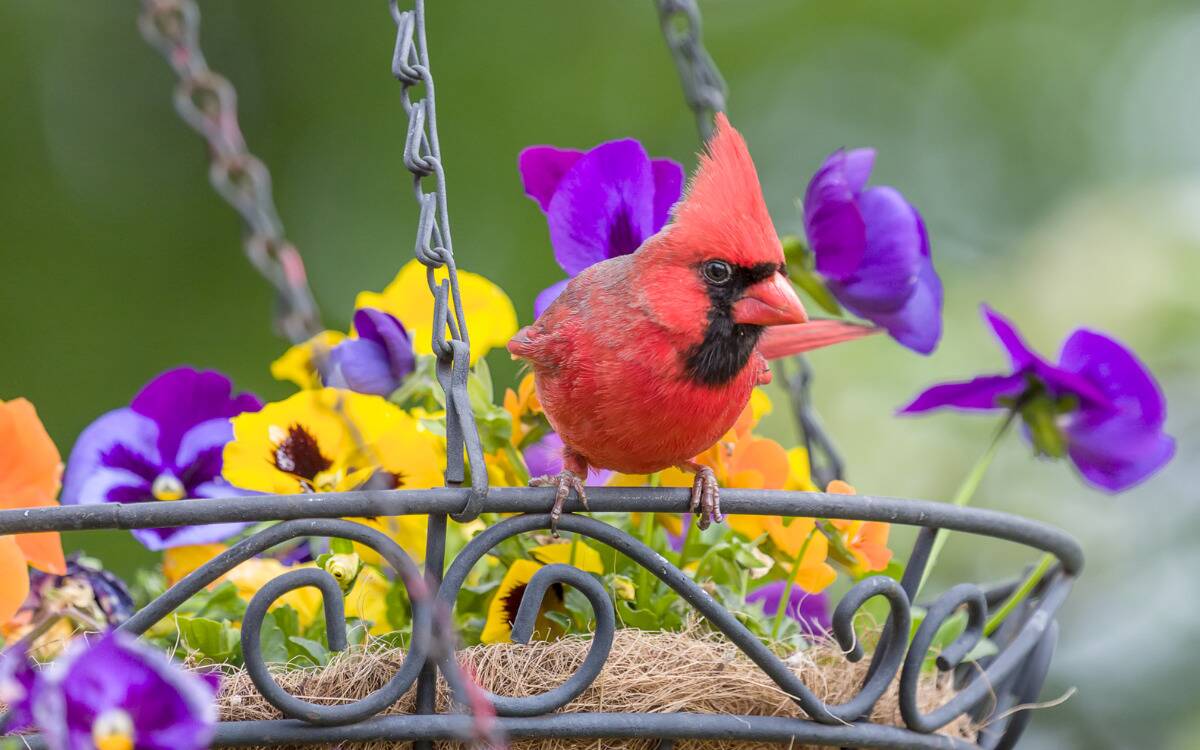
[0,486,1080,749]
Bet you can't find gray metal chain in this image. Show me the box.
[653,0,845,487]
[389,0,488,521]
[138,0,323,345]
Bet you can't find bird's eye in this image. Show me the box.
[701,260,733,285]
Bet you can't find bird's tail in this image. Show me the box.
[758,319,880,360]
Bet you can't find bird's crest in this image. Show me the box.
[666,113,782,267]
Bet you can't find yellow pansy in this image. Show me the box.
[344,566,396,635]
[270,331,347,390]
[481,542,604,644]
[353,515,429,566]
[225,557,324,625]
[223,388,444,495]
[355,259,517,365]
[784,447,818,492]
[163,544,231,586]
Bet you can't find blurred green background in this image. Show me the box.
[1,1,1196,747]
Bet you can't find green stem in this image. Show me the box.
[770,526,818,641]
[675,513,700,572]
[984,553,1054,636]
[914,410,1019,602]
[636,473,662,607]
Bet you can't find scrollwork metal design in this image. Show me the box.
[0,488,1078,748]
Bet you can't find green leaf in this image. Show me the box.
[616,600,659,630]
[287,636,330,666]
[258,612,290,664]
[330,538,354,555]
[178,616,240,662]
[473,358,495,402]
[543,610,573,632]
[273,604,302,639]
[193,581,248,622]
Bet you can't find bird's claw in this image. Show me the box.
[530,470,588,536]
[688,466,722,530]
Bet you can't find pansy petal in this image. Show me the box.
[1059,329,1167,425]
[650,157,685,231]
[0,536,30,622]
[356,259,517,365]
[803,150,868,278]
[16,533,66,575]
[176,418,235,476]
[900,374,1027,414]
[546,138,656,275]
[519,146,584,211]
[981,305,1042,370]
[1066,413,1176,493]
[827,186,924,314]
[524,432,612,485]
[534,279,571,319]
[135,520,249,551]
[131,368,261,461]
[840,148,876,193]
[0,399,62,508]
[353,308,415,383]
[328,339,399,397]
[848,254,943,354]
[61,409,159,504]
[270,331,347,390]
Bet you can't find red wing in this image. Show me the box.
[758,319,879,360]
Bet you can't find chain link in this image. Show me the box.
[389,0,488,521]
[653,0,844,487]
[138,0,322,345]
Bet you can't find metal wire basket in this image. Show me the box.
[1,2,1081,748]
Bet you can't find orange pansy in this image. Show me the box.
[824,481,892,573]
[0,398,67,581]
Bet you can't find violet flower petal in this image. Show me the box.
[534,279,571,319]
[746,581,831,638]
[803,149,871,278]
[981,306,1112,407]
[353,308,415,384]
[0,646,38,731]
[900,374,1028,414]
[546,139,656,276]
[1058,329,1175,491]
[130,368,261,462]
[519,146,584,211]
[328,338,398,396]
[37,632,217,750]
[62,409,159,504]
[523,432,612,485]
[650,157,685,231]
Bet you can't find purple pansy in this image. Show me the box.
[31,631,218,750]
[901,305,1175,492]
[802,148,943,354]
[519,139,684,317]
[746,582,831,638]
[0,645,39,731]
[18,555,135,629]
[61,368,261,551]
[325,308,416,397]
[523,431,612,486]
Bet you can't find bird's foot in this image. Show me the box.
[679,462,722,530]
[529,470,588,537]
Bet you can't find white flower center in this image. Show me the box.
[151,472,186,501]
[92,708,135,750]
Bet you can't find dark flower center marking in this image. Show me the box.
[501,581,565,631]
[272,424,333,480]
[607,207,642,258]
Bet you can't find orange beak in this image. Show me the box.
[732,272,809,326]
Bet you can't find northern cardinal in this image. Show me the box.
[508,114,875,531]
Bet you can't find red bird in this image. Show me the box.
[508,114,874,530]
